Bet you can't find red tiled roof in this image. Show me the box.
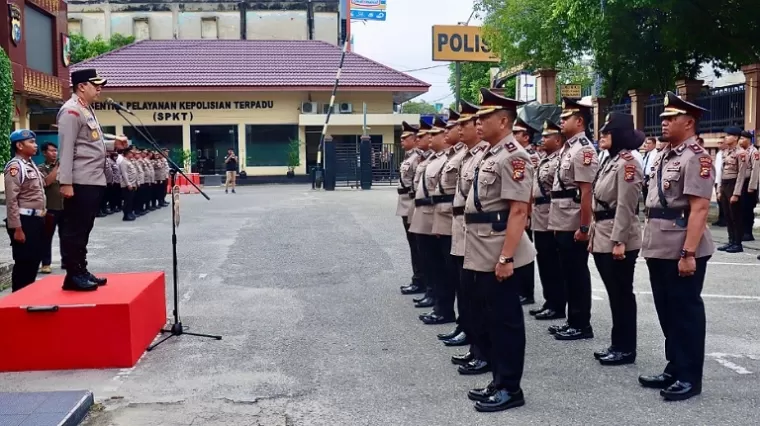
[72,40,429,102]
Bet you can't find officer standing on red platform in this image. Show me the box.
[4,130,46,292]
[57,68,128,291]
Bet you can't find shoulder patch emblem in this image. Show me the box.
[579,138,590,146]
[511,159,526,181]
[582,149,594,166]
[620,151,634,161]
[624,164,635,182]
[8,166,18,177]
[754,152,760,161]
[505,142,517,152]
[699,156,712,179]
[67,110,79,117]
[688,143,703,154]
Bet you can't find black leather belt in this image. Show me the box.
[432,194,455,204]
[397,187,410,195]
[550,189,578,199]
[452,206,465,216]
[593,210,615,221]
[464,210,510,224]
[414,198,434,207]
[408,191,416,199]
[646,208,689,220]
[534,196,550,205]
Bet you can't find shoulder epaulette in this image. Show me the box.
[4,159,25,183]
[579,138,590,146]
[688,143,703,154]
[620,151,634,161]
[505,142,517,152]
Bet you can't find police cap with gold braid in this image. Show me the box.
[457,100,480,123]
[446,109,461,128]
[560,97,593,119]
[541,120,561,136]
[418,118,433,136]
[513,117,537,135]
[659,91,708,119]
[400,121,418,139]
[429,116,447,134]
[475,88,525,117]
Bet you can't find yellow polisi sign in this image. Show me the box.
[431,25,499,63]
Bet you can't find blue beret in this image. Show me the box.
[725,126,743,137]
[10,129,36,143]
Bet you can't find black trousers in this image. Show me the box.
[416,234,438,300]
[161,179,169,202]
[519,230,535,300]
[720,181,743,243]
[110,183,122,210]
[555,231,592,329]
[593,251,639,353]
[6,215,44,292]
[534,230,566,313]
[61,184,105,276]
[153,182,163,206]
[402,217,424,287]
[121,188,135,216]
[42,209,62,266]
[741,183,757,236]
[459,263,485,360]
[470,268,525,391]
[434,236,457,319]
[646,256,709,386]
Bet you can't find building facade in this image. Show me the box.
[1,0,71,131]
[71,39,428,177]
[67,0,340,45]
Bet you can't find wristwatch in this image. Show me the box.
[498,255,514,265]
[579,225,590,234]
[680,249,696,258]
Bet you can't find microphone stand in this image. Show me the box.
[113,108,222,352]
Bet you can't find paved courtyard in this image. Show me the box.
[0,184,759,425]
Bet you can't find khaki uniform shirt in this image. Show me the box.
[154,159,166,182]
[135,159,145,185]
[110,158,121,186]
[163,158,170,179]
[548,132,599,231]
[432,143,468,235]
[451,141,490,257]
[38,162,63,211]
[143,158,155,183]
[409,151,434,234]
[641,138,715,260]
[746,146,759,191]
[463,135,537,272]
[721,146,747,196]
[589,150,643,253]
[411,150,446,235]
[4,157,46,229]
[56,94,116,186]
[531,150,561,232]
[524,144,541,169]
[104,157,114,184]
[396,149,421,217]
[119,158,138,188]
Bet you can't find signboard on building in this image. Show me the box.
[350,0,386,21]
[560,84,583,98]
[431,25,499,63]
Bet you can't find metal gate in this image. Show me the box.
[334,137,402,188]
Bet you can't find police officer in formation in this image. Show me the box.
[717,126,748,253]
[394,88,714,410]
[738,130,758,242]
[4,130,46,292]
[398,122,425,296]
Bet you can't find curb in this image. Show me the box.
[61,391,94,426]
[0,262,11,292]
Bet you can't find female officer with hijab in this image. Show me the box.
[588,112,645,366]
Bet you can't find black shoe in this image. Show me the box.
[519,296,535,305]
[451,352,474,366]
[743,234,755,242]
[86,272,108,286]
[660,381,701,401]
[400,284,424,295]
[593,346,615,360]
[123,215,136,221]
[412,294,429,303]
[535,309,565,320]
[96,211,107,218]
[458,360,490,375]
[442,332,468,346]
[717,243,732,251]
[437,327,461,340]
[726,244,744,253]
[474,389,525,412]
[638,373,676,389]
[62,274,98,292]
[599,351,635,366]
[421,314,455,325]
[555,326,594,341]
[528,305,547,316]
[548,323,570,334]
[467,383,496,402]
[414,297,435,308]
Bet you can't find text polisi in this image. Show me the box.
[431,25,499,63]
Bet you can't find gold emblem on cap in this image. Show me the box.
[478,92,484,103]
[543,121,549,130]
[561,100,566,109]
[605,113,610,123]
[663,96,669,107]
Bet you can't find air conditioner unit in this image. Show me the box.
[339,103,353,113]
[301,102,318,114]
[322,104,337,114]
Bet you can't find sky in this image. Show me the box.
[350,0,482,107]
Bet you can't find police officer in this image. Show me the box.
[739,131,758,241]
[119,146,138,221]
[512,117,540,305]
[409,119,436,310]
[57,68,127,291]
[134,149,146,216]
[589,113,644,366]
[398,121,425,295]
[447,100,492,371]
[530,120,567,320]
[38,142,63,274]
[4,130,46,292]
[464,88,535,412]
[161,148,171,206]
[152,151,165,208]
[548,98,599,341]
[99,151,114,217]
[639,91,714,402]
[109,151,122,213]
[718,126,747,253]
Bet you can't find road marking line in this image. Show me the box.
[713,358,753,374]
[592,295,604,301]
[199,273,207,279]
[634,259,760,266]
[592,289,760,301]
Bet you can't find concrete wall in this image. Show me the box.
[67,1,339,43]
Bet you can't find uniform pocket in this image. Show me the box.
[658,219,686,232]
[476,223,507,237]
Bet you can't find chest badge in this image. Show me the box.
[91,130,100,140]
[663,181,671,190]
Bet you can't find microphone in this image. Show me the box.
[106,98,133,114]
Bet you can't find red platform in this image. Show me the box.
[0,272,167,372]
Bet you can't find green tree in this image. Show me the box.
[401,100,438,114]
[0,49,13,166]
[447,62,493,105]
[70,33,136,64]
